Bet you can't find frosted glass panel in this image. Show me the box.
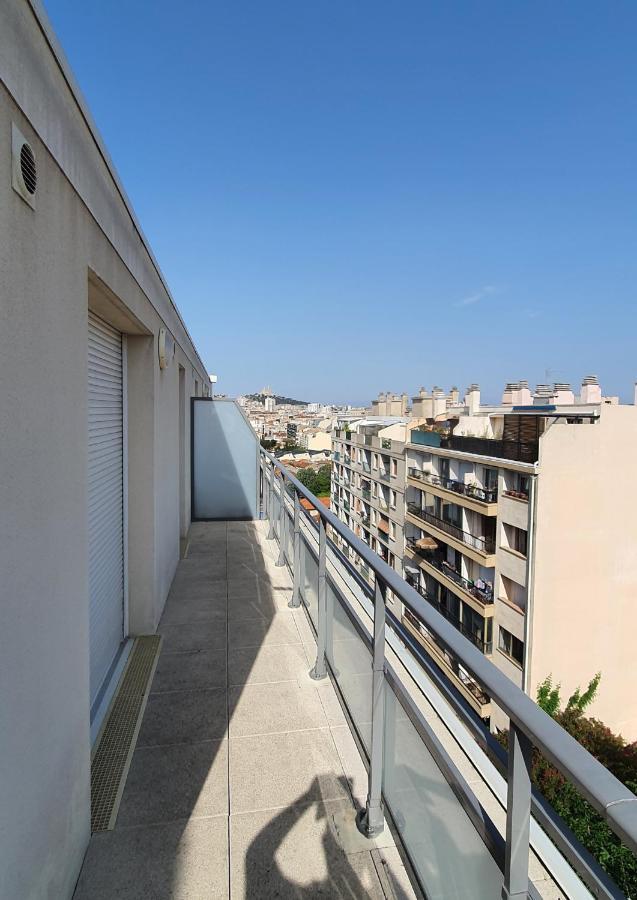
[301,535,318,627]
[326,581,372,751]
[192,400,258,519]
[383,683,502,899]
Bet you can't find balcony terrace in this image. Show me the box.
[76,414,637,900]
[407,467,498,515]
[406,504,496,563]
[405,539,495,611]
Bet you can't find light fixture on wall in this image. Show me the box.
[158,328,175,369]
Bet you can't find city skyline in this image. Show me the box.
[44,0,637,403]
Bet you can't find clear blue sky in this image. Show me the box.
[44,0,637,405]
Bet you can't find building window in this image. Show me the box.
[505,525,529,556]
[390,521,396,540]
[390,489,397,508]
[372,453,378,469]
[498,627,524,667]
[391,458,398,477]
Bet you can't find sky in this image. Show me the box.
[44,1,637,405]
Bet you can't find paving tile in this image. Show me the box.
[158,621,226,653]
[117,741,228,827]
[230,799,384,899]
[228,680,327,737]
[228,611,301,649]
[291,607,316,644]
[230,728,349,813]
[160,593,227,625]
[137,689,227,747]
[228,642,310,686]
[151,649,226,693]
[74,817,229,900]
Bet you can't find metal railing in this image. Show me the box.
[406,539,494,605]
[408,467,498,503]
[407,504,496,555]
[259,448,637,900]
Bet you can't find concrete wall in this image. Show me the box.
[530,405,637,738]
[0,2,209,897]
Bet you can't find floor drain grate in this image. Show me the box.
[90,635,161,832]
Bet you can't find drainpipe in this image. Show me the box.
[522,469,538,694]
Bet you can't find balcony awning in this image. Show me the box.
[416,536,438,551]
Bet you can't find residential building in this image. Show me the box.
[402,379,637,735]
[330,419,410,584]
[264,395,276,412]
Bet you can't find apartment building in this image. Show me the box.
[401,379,637,736]
[332,380,637,737]
[331,419,410,583]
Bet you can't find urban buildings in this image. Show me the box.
[331,379,637,736]
[3,3,637,898]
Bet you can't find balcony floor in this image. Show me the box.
[74,520,414,899]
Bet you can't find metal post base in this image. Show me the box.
[275,548,286,567]
[288,593,301,609]
[356,804,384,838]
[501,889,530,900]
[309,656,328,680]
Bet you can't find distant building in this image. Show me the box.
[264,396,276,412]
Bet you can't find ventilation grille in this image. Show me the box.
[20,144,37,194]
[90,635,162,832]
[11,123,37,208]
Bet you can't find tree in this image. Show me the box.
[499,674,637,896]
[260,438,278,450]
[296,464,332,498]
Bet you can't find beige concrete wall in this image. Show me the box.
[0,3,209,897]
[530,405,637,738]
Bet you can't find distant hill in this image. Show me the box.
[246,393,308,407]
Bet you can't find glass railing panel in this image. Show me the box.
[326,579,372,751]
[300,532,318,628]
[382,681,503,899]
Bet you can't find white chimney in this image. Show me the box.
[553,383,575,405]
[467,384,480,416]
[580,375,602,405]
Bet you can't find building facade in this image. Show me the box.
[333,382,637,737]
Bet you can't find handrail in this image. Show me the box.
[407,504,496,555]
[259,447,637,857]
[408,467,498,503]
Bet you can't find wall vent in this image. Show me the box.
[12,123,37,208]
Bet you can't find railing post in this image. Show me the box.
[289,490,301,607]
[310,517,328,680]
[357,575,386,838]
[276,473,286,566]
[502,723,533,899]
[266,464,275,540]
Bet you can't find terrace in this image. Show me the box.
[77,404,637,899]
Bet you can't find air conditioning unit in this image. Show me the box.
[12,123,37,209]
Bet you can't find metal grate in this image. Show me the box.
[90,635,161,832]
[20,143,36,194]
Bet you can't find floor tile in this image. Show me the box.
[230,799,384,899]
[228,680,327,737]
[74,817,229,900]
[160,594,226,625]
[151,649,226,693]
[117,741,228,827]
[137,688,227,747]
[230,728,349,813]
[158,621,226,653]
[228,611,301,649]
[228,642,310,686]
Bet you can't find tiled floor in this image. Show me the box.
[74,521,416,899]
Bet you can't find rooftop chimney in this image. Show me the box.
[467,383,480,416]
[580,375,602,405]
[553,383,575,405]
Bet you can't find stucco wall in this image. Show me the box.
[530,406,637,738]
[0,3,209,897]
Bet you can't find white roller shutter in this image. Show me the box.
[88,312,125,708]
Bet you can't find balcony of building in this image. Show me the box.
[405,503,497,566]
[407,467,498,515]
[404,537,495,613]
[78,403,637,900]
